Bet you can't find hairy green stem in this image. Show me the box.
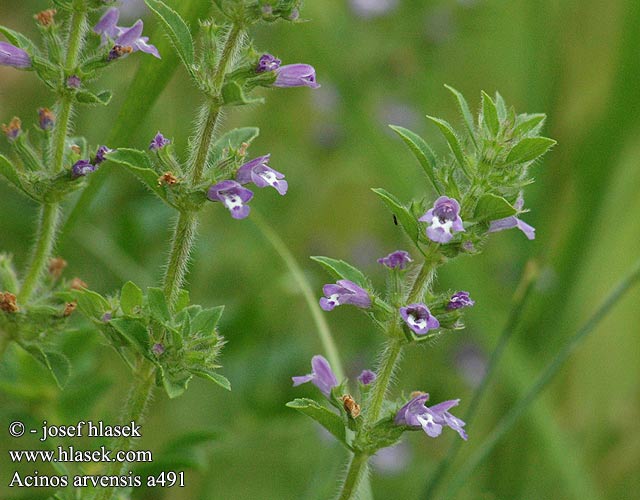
[422,260,539,500]
[338,452,370,500]
[250,210,345,380]
[92,362,155,500]
[443,258,640,499]
[18,204,61,303]
[162,212,198,308]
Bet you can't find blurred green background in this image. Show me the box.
[1,0,639,499]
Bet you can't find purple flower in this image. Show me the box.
[235,155,288,195]
[101,312,112,323]
[399,303,439,335]
[350,0,398,19]
[37,108,55,130]
[419,196,464,244]
[377,250,412,270]
[447,291,475,310]
[0,42,31,69]
[149,132,170,151]
[274,64,320,89]
[292,355,338,398]
[66,75,81,89]
[94,8,160,59]
[152,343,165,356]
[358,369,376,385]
[2,117,21,140]
[488,194,535,240]
[256,53,281,73]
[319,279,371,311]
[395,392,467,440]
[207,180,254,219]
[71,159,97,178]
[94,145,111,164]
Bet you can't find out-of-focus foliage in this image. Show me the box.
[1,0,639,499]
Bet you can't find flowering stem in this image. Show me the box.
[17,204,61,303]
[337,452,370,500]
[92,361,155,500]
[162,211,198,308]
[443,257,640,500]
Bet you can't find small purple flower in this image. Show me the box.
[71,159,96,178]
[395,392,467,440]
[0,42,31,69]
[152,343,165,356]
[292,355,338,398]
[447,291,475,310]
[319,280,371,311]
[256,53,281,73]
[274,64,320,89]
[94,8,160,58]
[350,0,399,19]
[488,194,535,240]
[235,155,288,195]
[377,250,412,270]
[2,117,21,140]
[101,312,112,323]
[358,369,376,386]
[207,180,254,219]
[419,196,465,244]
[94,145,111,164]
[37,108,55,130]
[149,132,170,151]
[399,303,439,335]
[66,75,81,89]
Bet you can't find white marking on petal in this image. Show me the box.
[430,216,453,234]
[408,314,427,331]
[222,194,243,211]
[327,293,341,306]
[259,170,278,187]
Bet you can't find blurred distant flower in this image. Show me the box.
[149,132,170,151]
[66,75,81,89]
[289,9,300,21]
[38,108,55,131]
[0,42,31,69]
[274,64,320,89]
[358,369,376,385]
[236,155,288,195]
[454,343,487,388]
[488,194,535,240]
[94,7,160,58]
[400,303,439,335]
[71,159,96,178]
[424,5,456,45]
[378,250,412,270]
[292,355,338,398]
[349,0,398,19]
[320,280,371,311]
[371,442,410,474]
[447,291,474,310]
[378,100,421,133]
[94,145,111,164]
[207,180,254,219]
[2,117,22,140]
[395,392,467,440]
[256,53,281,73]
[419,196,464,244]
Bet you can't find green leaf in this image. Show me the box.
[75,90,112,106]
[513,114,547,137]
[286,398,347,446]
[0,153,29,197]
[371,188,420,246]
[161,368,192,398]
[444,85,476,143]
[209,127,260,163]
[388,125,439,192]
[144,0,195,73]
[72,288,111,320]
[481,91,500,136]
[175,289,190,312]
[0,25,38,53]
[21,344,70,389]
[190,306,224,337]
[191,369,231,391]
[310,256,368,288]
[106,149,169,203]
[494,91,508,121]
[221,81,265,107]
[110,318,151,355]
[474,194,517,222]
[506,137,557,164]
[120,281,143,315]
[426,116,468,171]
[147,287,170,323]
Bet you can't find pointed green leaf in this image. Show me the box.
[144,0,195,72]
[310,256,368,288]
[190,306,224,337]
[494,91,508,121]
[161,368,192,398]
[110,317,151,355]
[191,369,231,391]
[389,125,439,192]
[209,127,260,164]
[72,288,111,320]
[106,149,169,203]
[147,287,170,322]
[21,344,70,389]
[120,281,143,315]
[75,89,112,106]
[474,194,517,222]
[175,288,190,312]
[0,26,38,53]
[426,116,468,171]
[444,85,476,143]
[286,398,347,446]
[221,81,265,107]
[0,153,28,196]
[513,114,547,137]
[481,91,500,136]
[371,188,419,246]
[506,137,557,164]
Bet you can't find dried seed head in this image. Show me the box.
[70,144,82,155]
[157,172,179,186]
[238,142,249,157]
[35,9,56,27]
[63,301,77,317]
[48,257,67,278]
[1,117,22,140]
[341,394,361,419]
[70,277,88,290]
[0,292,19,313]
[409,390,428,400]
